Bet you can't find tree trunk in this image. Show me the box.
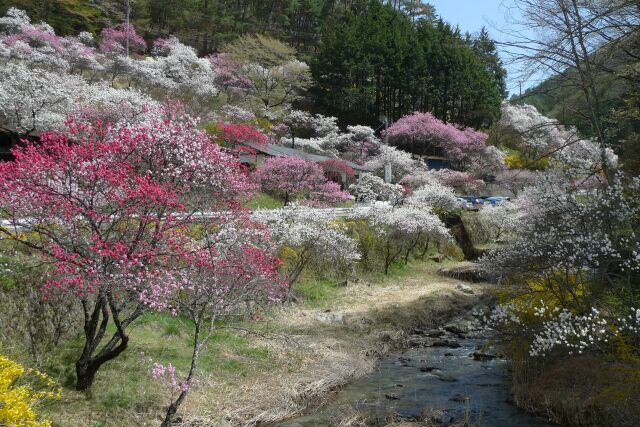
[161,321,203,427]
[75,359,100,391]
[74,294,141,390]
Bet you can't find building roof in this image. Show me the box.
[242,141,373,172]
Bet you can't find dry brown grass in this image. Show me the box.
[512,353,640,426]
[41,262,491,427]
[178,265,489,426]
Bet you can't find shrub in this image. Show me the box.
[0,354,61,427]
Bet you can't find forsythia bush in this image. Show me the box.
[504,152,549,170]
[0,354,60,427]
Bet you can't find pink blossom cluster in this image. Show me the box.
[151,363,189,393]
[0,104,264,303]
[253,156,352,206]
[98,23,146,55]
[384,112,488,170]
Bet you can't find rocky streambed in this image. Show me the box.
[277,312,555,427]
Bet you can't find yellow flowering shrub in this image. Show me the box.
[505,152,550,170]
[0,354,61,427]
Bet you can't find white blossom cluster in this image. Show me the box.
[254,205,361,276]
[132,37,218,114]
[353,204,451,243]
[529,304,611,356]
[617,308,640,335]
[477,201,521,242]
[479,303,522,327]
[0,62,155,133]
[482,172,640,280]
[482,301,640,357]
[274,110,341,155]
[349,173,404,204]
[0,8,224,131]
[499,103,618,172]
[364,144,423,180]
[405,181,458,212]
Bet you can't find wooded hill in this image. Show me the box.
[0,0,507,129]
[516,31,640,173]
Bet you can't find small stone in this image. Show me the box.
[456,283,474,294]
[314,312,345,324]
[473,351,497,361]
[408,337,431,347]
[436,374,458,382]
[432,339,461,348]
[450,394,469,402]
[444,320,470,335]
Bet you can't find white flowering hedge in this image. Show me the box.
[481,301,640,357]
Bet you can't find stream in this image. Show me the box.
[278,331,555,426]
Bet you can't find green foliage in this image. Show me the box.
[244,193,285,210]
[224,33,296,66]
[311,0,505,127]
[0,0,104,34]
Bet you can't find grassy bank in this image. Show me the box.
[509,350,640,426]
[33,260,489,426]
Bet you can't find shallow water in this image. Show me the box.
[278,338,555,426]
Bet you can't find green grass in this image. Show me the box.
[293,279,343,308]
[244,192,284,210]
[41,312,281,423]
[35,257,451,425]
[291,258,444,309]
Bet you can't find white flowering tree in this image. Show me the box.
[273,110,341,155]
[477,202,520,243]
[354,204,451,273]
[0,62,154,134]
[482,172,640,311]
[255,206,361,289]
[349,173,404,205]
[132,37,218,117]
[222,34,312,115]
[364,144,423,182]
[405,182,459,212]
[499,103,617,173]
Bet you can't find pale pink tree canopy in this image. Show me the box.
[99,23,146,55]
[384,112,488,171]
[253,156,352,206]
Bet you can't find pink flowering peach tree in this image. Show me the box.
[0,105,271,391]
[147,214,286,426]
[253,156,352,206]
[384,112,488,171]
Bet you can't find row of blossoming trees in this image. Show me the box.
[0,8,484,425]
[464,101,640,416]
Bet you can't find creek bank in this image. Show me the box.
[214,272,494,426]
[277,312,556,427]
